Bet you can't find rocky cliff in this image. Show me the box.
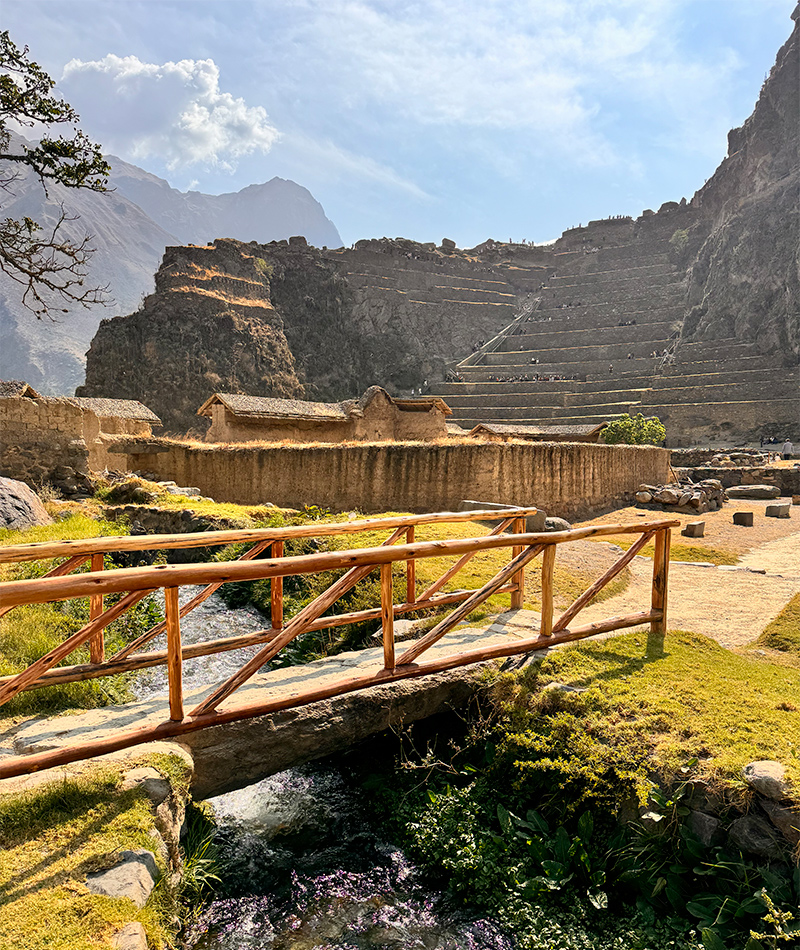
[77,241,303,432]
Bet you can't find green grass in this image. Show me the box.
[595,536,738,565]
[757,592,800,655]
[0,514,163,717]
[0,752,189,950]
[493,629,800,801]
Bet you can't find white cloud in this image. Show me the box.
[60,54,279,170]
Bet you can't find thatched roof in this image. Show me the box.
[198,388,451,423]
[0,379,40,399]
[469,422,607,439]
[68,397,162,424]
[198,392,350,423]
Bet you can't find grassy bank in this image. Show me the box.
[0,751,191,950]
[355,629,800,950]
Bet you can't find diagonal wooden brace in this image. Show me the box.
[109,539,274,662]
[417,518,515,602]
[396,543,546,666]
[188,525,409,717]
[552,529,654,633]
[0,589,153,708]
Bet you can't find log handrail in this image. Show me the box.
[0,514,676,778]
[0,508,543,564]
[0,521,680,608]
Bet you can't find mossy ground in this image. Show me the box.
[492,628,800,798]
[0,751,190,950]
[594,535,738,565]
[757,592,800,656]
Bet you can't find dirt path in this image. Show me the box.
[578,554,799,649]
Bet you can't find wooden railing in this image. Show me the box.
[0,511,676,779]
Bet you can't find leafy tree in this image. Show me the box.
[0,30,110,318]
[602,413,666,446]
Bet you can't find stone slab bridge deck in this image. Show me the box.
[7,624,534,800]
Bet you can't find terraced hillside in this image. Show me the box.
[435,208,799,444]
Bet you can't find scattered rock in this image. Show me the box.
[122,767,171,806]
[743,760,790,800]
[688,810,721,846]
[635,479,726,514]
[760,800,800,845]
[766,503,791,519]
[85,850,159,907]
[733,511,754,526]
[113,922,148,950]
[727,815,784,858]
[727,485,781,499]
[542,681,587,694]
[0,476,52,530]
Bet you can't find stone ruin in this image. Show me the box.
[635,478,726,514]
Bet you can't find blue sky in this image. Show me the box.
[6,0,796,247]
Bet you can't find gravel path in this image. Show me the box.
[574,528,800,649]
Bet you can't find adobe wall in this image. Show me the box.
[123,440,670,519]
[0,396,91,491]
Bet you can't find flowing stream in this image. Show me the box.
[132,589,514,950]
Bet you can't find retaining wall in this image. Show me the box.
[121,440,670,518]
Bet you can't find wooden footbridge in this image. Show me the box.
[0,509,676,782]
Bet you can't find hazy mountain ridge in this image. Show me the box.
[0,138,343,393]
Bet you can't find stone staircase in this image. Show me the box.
[431,224,800,444]
[434,238,685,430]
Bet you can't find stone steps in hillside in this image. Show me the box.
[442,387,652,410]
[452,401,643,422]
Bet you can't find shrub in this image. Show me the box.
[602,413,666,446]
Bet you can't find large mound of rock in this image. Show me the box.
[0,476,52,530]
[635,478,726,513]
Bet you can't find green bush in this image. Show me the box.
[602,413,666,446]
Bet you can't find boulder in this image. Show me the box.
[545,516,572,532]
[760,800,800,845]
[85,850,159,907]
[727,485,781,499]
[727,815,784,858]
[655,488,680,505]
[687,810,721,846]
[681,521,705,538]
[765,503,791,519]
[122,767,171,806]
[743,760,790,800]
[0,476,52,530]
[635,491,652,503]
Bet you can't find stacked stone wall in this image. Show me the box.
[0,396,90,490]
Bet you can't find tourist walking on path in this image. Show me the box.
[782,438,794,459]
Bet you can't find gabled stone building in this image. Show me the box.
[198,386,452,444]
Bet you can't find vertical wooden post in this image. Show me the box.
[406,526,416,605]
[164,586,184,721]
[89,552,105,664]
[648,528,670,657]
[381,562,395,670]
[271,540,284,631]
[510,516,526,609]
[540,544,556,637]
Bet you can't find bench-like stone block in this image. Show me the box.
[792,495,800,506]
[766,504,790,519]
[733,511,754,526]
[727,485,780,500]
[458,500,546,533]
[681,521,705,538]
